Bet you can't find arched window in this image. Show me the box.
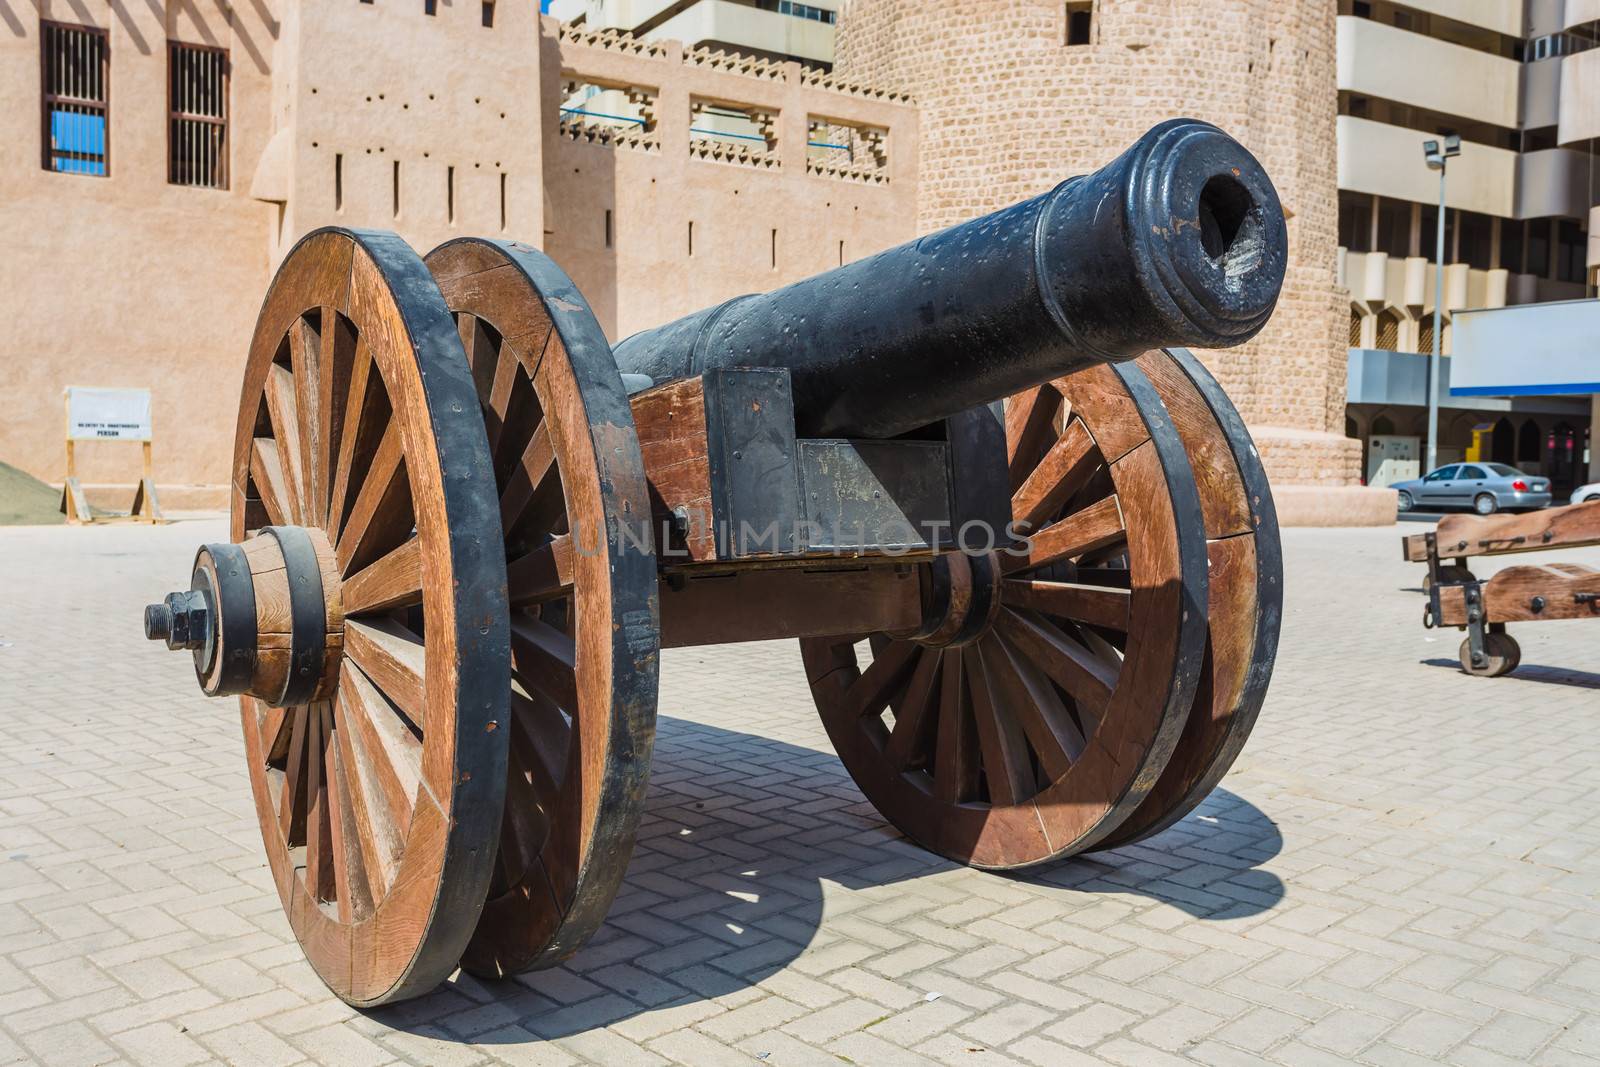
[1518,419,1542,466]
[1375,309,1403,351]
[1549,422,1579,490]
[1416,316,1436,356]
[1491,417,1515,465]
[1373,414,1396,436]
[1345,415,1358,438]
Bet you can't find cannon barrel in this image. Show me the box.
[613,119,1287,440]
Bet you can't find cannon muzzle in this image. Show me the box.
[614,119,1287,439]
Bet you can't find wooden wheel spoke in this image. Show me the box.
[289,315,327,528]
[500,421,555,534]
[265,363,307,524]
[1002,578,1131,632]
[511,691,569,816]
[316,308,356,530]
[509,617,578,711]
[250,438,294,528]
[337,660,422,832]
[997,609,1116,726]
[328,338,375,541]
[459,313,498,413]
[305,702,336,903]
[1003,494,1125,575]
[343,619,426,729]
[968,642,1035,807]
[882,648,940,771]
[342,538,423,616]
[507,534,573,607]
[989,632,1084,777]
[323,706,373,922]
[1005,384,1062,492]
[934,648,979,804]
[499,741,552,884]
[844,639,919,720]
[336,422,411,576]
[261,704,294,764]
[332,673,406,899]
[278,707,310,843]
[1012,419,1098,531]
[482,331,521,459]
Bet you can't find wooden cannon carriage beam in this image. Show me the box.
[141,117,1291,1007]
[1404,499,1600,676]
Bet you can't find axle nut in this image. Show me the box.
[143,590,210,651]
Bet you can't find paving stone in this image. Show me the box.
[0,522,1596,1066]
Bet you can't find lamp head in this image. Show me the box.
[1423,139,1443,170]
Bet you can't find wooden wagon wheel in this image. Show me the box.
[231,228,509,1006]
[1089,347,1282,850]
[800,361,1209,870]
[424,239,659,978]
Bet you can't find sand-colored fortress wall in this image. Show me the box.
[0,2,280,505]
[0,0,1384,521]
[541,18,917,340]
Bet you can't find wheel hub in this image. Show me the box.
[144,525,343,705]
[902,551,1003,648]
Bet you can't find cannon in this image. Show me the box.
[142,119,1285,1006]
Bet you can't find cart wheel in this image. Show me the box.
[425,239,659,978]
[1090,347,1281,850]
[801,361,1208,870]
[1459,633,1519,677]
[231,229,509,1006]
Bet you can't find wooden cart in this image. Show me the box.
[142,121,1289,1005]
[1403,501,1600,675]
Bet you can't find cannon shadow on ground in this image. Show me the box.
[368,714,1284,1040]
[1422,657,1600,690]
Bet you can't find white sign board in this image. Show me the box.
[1450,299,1600,397]
[65,387,152,441]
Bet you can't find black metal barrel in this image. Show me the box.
[612,118,1288,440]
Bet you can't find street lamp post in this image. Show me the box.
[1422,134,1461,473]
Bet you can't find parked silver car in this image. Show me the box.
[1392,463,1552,515]
[1572,480,1600,505]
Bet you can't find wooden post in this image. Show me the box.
[60,391,91,524]
[131,437,163,523]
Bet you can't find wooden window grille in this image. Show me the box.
[41,22,109,176]
[1348,311,1364,347]
[168,42,228,189]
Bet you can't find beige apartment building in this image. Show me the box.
[1336,0,1600,493]
[3,0,1382,522]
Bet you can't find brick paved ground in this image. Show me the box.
[0,518,1596,1067]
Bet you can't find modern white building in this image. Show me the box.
[548,0,839,67]
[1336,0,1599,493]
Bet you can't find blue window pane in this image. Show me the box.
[50,109,107,175]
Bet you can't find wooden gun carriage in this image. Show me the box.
[1402,501,1600,675]
[143,119,1286,1006]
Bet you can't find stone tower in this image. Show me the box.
[834,0,1377,522]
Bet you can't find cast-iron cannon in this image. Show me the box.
[142,119,1284,1006]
